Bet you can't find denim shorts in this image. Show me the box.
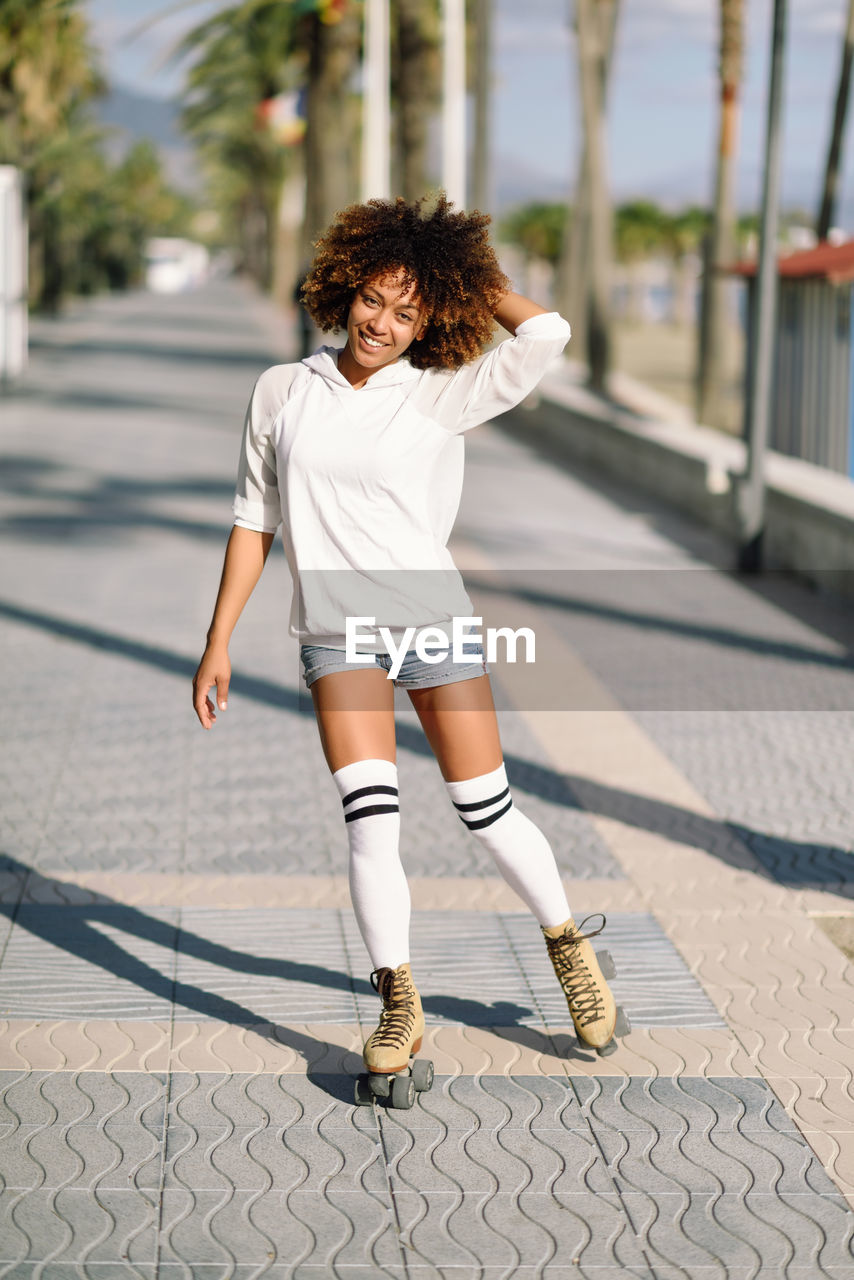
[300,641,489,690]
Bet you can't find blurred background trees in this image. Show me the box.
[5,0,854,441]
[0,0,191,312]
[696,0,744,429]
[178,0,299,291]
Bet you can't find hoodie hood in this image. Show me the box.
[302,345,422,390]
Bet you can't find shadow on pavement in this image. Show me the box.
[1,600,851,896]
[0,858,600,1099]
[498,407,854,662]
[3,451,852,692]
[467,573,854,677]
[27,335,277,371]
[0,456,235,545]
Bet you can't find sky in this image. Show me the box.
[84,0,854,223]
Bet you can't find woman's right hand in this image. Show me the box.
[193,643,231,729]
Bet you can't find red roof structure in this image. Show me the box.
[730,240,854,283]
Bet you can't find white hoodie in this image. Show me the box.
[232,311,571,650]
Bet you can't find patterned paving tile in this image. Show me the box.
[571,1075,799,1134]
[349,911,724,1031]
[0,908,178,1021]
[172,907,360,1025]
[501,912,725,1029]
[165,1072,377,1132]
[157,1187,403,1270]
[1,1069,846,1271]
[623,1189,854,1277]
[634,710,854,893]
[0,907,720,1033]
[391,1189,647,1272]
[0,1186,159,1266]
[0,1069,168,1128]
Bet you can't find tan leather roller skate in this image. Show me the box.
[543,914,631,1056]
[354,962,434,1109]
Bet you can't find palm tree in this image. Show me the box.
[614,200,670,324]
[697,0,743,427]
[301,1,362,251]
[179,2,299,289]
[179,0,362,290]
[0,0,104,309]
[500,202,567,267]
[471,0,492,211]
[573,0,618,392]
[666,207,710,325]
[392,0,441,201]
[0,0,100,163]
[1,1,192,310]
[817,0,854,240]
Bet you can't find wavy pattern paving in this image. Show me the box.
[1,1070,850,1275]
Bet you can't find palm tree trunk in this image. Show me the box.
[392,0,435,200]
[574,0,616,392]
[556,0,617,369]
[697,0,743,427]
[302,5,362,255]
[556,145,589,362]
[817,0,854,240]
[471,0,492,212]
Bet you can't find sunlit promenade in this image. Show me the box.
[1,279,853,1275]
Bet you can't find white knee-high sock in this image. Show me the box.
[332,759,410,971]
[444,762,571,928]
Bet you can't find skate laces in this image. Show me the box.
[545,914,607,1029]
[370,967,417,1048]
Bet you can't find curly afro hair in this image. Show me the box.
[300,192,510,371]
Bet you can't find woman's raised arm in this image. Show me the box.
[491,291,551,335]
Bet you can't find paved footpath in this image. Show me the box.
[1,278,853,1278]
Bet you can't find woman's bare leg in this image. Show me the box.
[406,674,503,780]
[310,668,396,770]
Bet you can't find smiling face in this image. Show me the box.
[338,269,427,386]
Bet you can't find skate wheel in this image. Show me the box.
[368,1073,391,1099]
[596,949,616,981]
[354,1075,373,1106]
[411,1059,434,1093]
[596,1037,618,1058]
[390,1076,416,1109]
[614,1006,631,1038]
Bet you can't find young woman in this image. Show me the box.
[192,194,623,1071]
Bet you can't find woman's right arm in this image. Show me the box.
[192,525,275,729]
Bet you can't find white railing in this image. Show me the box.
[0,166,27,383]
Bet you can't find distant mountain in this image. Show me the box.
[493,154,568,213]
[93,84,202,193]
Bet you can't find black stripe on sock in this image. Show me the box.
[458,796,513,830]
[344,803,400,822]
[452,785,510,813]
[342,783,399,807]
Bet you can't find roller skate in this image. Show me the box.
[543,914,631,1057]
[354,962,434,1109]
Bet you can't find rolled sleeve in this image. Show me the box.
[414,311,571,434]
[232,367,286,532]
